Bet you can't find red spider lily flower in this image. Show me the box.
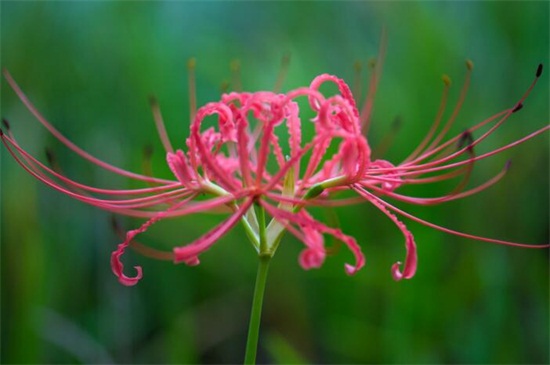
[1,58,548,287]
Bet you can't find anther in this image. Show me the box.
[2,118,10,131]
[442,74,452,86]
[230,59,242,91]
[367,58,376,70]
[220,80,230,93]
[466,59,474,71]
[110,216,125,237]
[274,53,291,93]
[45,147,55,166]
[143,144,153,158]
[352,60,363,99]
[392,115,402,130]
[230,59,241,73]
[281,52,291,67]
[148,94,157,107]
[512,103,523,113]
[187,57,196,70]
[354,60,362,73]
[187,58,198,122]
[536,63,543,78]
[505,159,512,171]
[457,130,474,151]
[142,145,154,181]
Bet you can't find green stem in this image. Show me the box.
[244,255,271,364]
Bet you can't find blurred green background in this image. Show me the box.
[1,2,548,364]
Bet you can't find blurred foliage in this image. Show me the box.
[1,2,548,364]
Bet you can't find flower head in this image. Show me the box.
[2,56,548,286]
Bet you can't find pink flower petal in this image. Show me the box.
[261,202,365,274]
[353,187,419,280]
[173,198,254,265]
[111,238,143,286]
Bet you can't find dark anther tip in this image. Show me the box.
[457,130,474,149]
[505,159,512,171]
[110,215,120,231]
[392,115,402,129]
[2,118,10,130]
[45,148,55,165]
[536,64,543,78]
[282,52,291,63]
[0,128,3,137]
[148,95,157,105]
[143,144,153,157]
[512,103,523,113]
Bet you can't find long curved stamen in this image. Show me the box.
[406,63,544,169]
[392,125,549,178]
[2,133,182,200]
[402,110,508,168]
[402,74,452,163]
[363,160,510,205]
[273,53,291,94]
[420,60,473,159]
[360,27,387,134]
[352,60,363,103]
[352,186,417,280]
[111,217,174,261]
[111,193,200,286]
[3,69,173,184]
[359,189,550,249]
[373,115,402,159]
[402,129,476,196]
[187,58,197,122]
[149,96,174,154]
[230,59,242,92]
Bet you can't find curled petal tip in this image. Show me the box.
[299,248,325,270]
[173,247,201,266]
[344,263,359,276]
[391,261,416,281]
[391,262,404,281]
[111,252,143,286]
[111,241,143,286]
[185,257,200,266]
[118,266,143,286]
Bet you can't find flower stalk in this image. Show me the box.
[244,254,271,365]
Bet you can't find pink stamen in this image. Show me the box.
[360,189,550,249]
[273,53,291,94]
[3,70,172,184]
[402,75,451,163]
[149,96,174,154]
[360,28,387,134]
[188,58,197,122]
